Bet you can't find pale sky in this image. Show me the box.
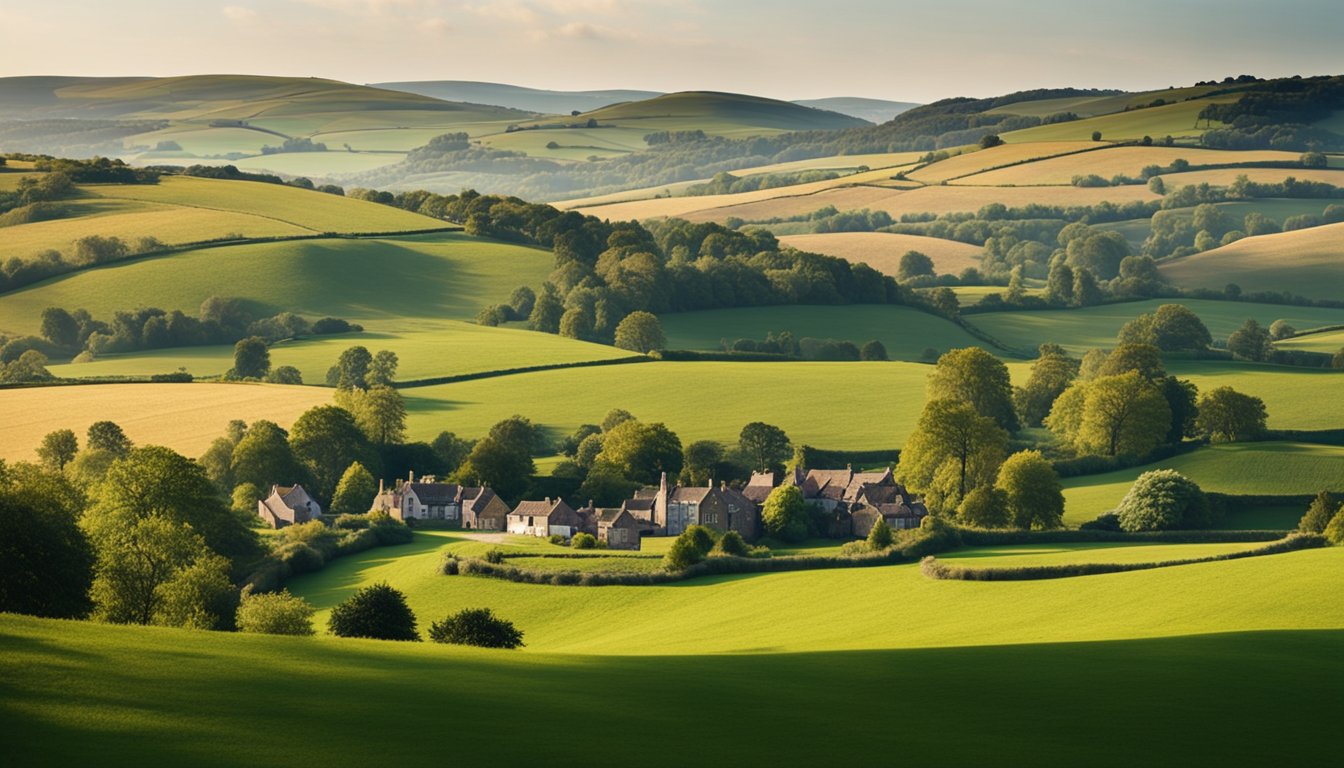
[0,0,1339,102]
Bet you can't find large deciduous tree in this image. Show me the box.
[596,420,683,484]
[613,311,666,353]
[36,429,79,471]
[229,336,270,380]
[1070,372,1171,457]
[1013,344,1078,427]
[231,421,307,496]
[995,450,1064,530]
[761,485,809,542]
[928,347,1019,432]
[898,398,1009,514]
[288,405,378,501]
[1195,387,1267,443]
[738,422,792,472]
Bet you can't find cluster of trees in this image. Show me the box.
[30,300,360,362]
[1198,75,1344,151]
[260,137,327,155]
[1144,200,1344,260]
[326,582,524,648]
[717,330,888,361]
[684,169,841,197]
[1298,491,1344,545]
[0,348,52,383]
[663,524,759,569]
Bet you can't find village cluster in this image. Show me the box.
[257,466,930,547]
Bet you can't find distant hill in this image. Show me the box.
[582,91,871,131]
[374,80,662,116]
[792,97,919,124]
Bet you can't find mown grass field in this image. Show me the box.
[1157,223,1344,301]
[1059,442,1344,525]
[937,540,1268,566]
[953,146,1302,186]
[47,321,633,383]
[659,304,985,360]
[968,298,1344,354]
[1166,359,1344,431]
[1277,327,1344,354]
[778,231,983,276]
[1001,97,1239,143]
[401,361,934,449]
[4,613,1339,767]
[0,382,328,462]
[0,232,552,337]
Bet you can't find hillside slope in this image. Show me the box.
[1157,222,1344,300]
[373,80,661,115]
[582,91,871,131]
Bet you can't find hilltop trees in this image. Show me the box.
[327,346,373,389]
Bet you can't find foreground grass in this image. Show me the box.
[3,615,1337,767]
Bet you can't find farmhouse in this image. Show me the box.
[256,484,322,528]
[508,498,582,538]
[461,487,511,531]
[755,465,929,535]
[595,506,659,549]
[370,473,507,526]
[629,473,760,540]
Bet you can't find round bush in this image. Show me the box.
[711,530,749,556]
[571,532,597,549]
[1115,470,1209,531]
[428,608,524,649]
[235,589,315,636]
[327,582,419,641]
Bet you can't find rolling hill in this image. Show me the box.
[1157,222,1344,301]
[579,91,872,132]
[373,80,661,115]
[791,96,920,123]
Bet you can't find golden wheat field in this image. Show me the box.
[904,141,1095,183]
[953,147,1305,186]
[779,231,983,276]
[1157,222,1344,300]
[1155,167,1344,189]
[0,383,329,463]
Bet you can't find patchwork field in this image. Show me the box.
[0,382,328,462]
[953,146,1303,186]
[1156,166,1344,188]
[905,141,1096,183]
[778,231,983,276]
[1276,328,1344,354]
[1157,223,1344,301]
[1060,442,1344,525]
[1001,97,1239,143]
[658,304,985,360]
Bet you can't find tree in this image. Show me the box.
[1076,372,1171,456]
[85,514,224,626]
[1298,491,1339,534]
[866,517,894,549]
[1118,304,1211,352]
[956,486,1011,529]
[36,429,79,471]
[327,582,419,641]
[368,350,399,386]
[1013,344,1078,427]
[995,450,1064,530]
[596,420,683,484]
[897,399,1009,514]
[528,286,564,333]
[339,385,407,445]
[1160,376,1199,444]
[430,431,473,475]
[429,608,524,649]
[327,346,372,389]
[738,422,792,472]
[713,529,751,556]
[154,551,236,630]
[331,462,377,514]
[558,307,593,340]
[859,340,889,361]
[1325,508,1344,545]
[455,436,533,502]
[681,440,724,486]
[897,251,935,281]
[509,286,537,318]
[1115,470,1209,531]
[1,350,52,383]
[1269,320,1296,341]
[1044,261,1074,305]
[663,533,706,570]
[267,366,303,385]
[228,336,270,379]
[928,347,1019,432]
[1196,387,1267,443]
[761,485,809,542]
[576,465,641,507]
[40,307,80,348]
[979,133,1004,149]
[602,408,636,432]
[0,491,94,619]
[1227,318,1273,362]
[613,311,666,353]
[236,589,316,635]
[231,421,306,495]
[1097,343,1165,381]
[1091,130,1102,141]
[86,421,132,456]
[289,405,377,501]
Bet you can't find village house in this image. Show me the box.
[507,498,582,538]
[596,502,660,549]
[461,487,511,531]
[370,472,507,527]
[256,484,322,528]
[754,465,928,536]
[631,472,760,540]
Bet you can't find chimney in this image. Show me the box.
[379,478,385,493]
[720,480,727,491]
[660,471,668,493]
[409,470,415,483]
[545,496,552,506]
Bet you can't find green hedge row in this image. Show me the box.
[921,533,1327,581]
[244,520,413,593]
[958,528,1286,546]
[393,355,650,389]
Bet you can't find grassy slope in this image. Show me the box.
[954,146,1302,186]
[905,141,1095,183]
[402,361,934,449]
[777,231,982,277]
[1165,359,1344,431]
[658,305,985,361]
[579,91,869,132]
[3,614,1339,767]
[968,298,1344,354]
[0,382,328,462]
[1277,328,1344,354]
[1060,442,1344,525]
[1157,223,1344,300]
[1001,97,1238,142]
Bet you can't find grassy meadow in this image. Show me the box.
[1000,97,1239,143]
[1276,328,1344,354]
[1157,223,1344,301]
[778,231,983,276]
[0,382,328,463]
[953,146,1302,186]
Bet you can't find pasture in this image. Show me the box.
[1157,223,1344,301]
[1166,360,1344,432]
[658,304,985,360]
[1276,328,1344,354]
[778,231,983,276]
[3,614,1339,767]
[953,146,1302,186]
[1059,442,1344,525]
[0,382,328,463]
[905,141,1096,183]
[1000,97,1239,143]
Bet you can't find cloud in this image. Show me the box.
[222,5,258,21]
[460,1,540,23]
[418,16,452,34]
[292,0,435,15]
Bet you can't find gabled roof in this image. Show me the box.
[743,472,776,503]
[405,482,460,504]
[461,487,502,514]
[510,499,576,519]
[844,469,894,500]
[668,486,712,504]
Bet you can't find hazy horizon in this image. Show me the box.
[0,1,1340,103]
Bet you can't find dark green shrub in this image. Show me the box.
[548,534,566,545]
[334,513,370,530]
[711,530,749,556]
[866,518,894,549]
[428,608,524,648]
[571,532,597,549]
[663,536,705,571]
[327,582,419,641]
[1080,513,1122,532]
[485,549,505,564]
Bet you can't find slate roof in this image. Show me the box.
[405,482,460,505]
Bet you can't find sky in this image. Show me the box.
[0,0,1340,102]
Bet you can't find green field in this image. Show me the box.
[937,540,1268,566]
[0,232,551,338]
[3,613,1339,767]
[1165,359,1344,431]
[659,305,986,360]
[1277,328,1344,354]
[1001,97,1238,143]
[968,298,1344,354]
[1060,442,1344,525]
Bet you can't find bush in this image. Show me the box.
[334,513,370,530]
[866,518,894,549]
[548,533,566,545]
[662,527,717,571]
[1115,470,1210,531]
[711,529,750,556]
[235,589,316,635]
[428,608,524,649]
[571,532,597,549]
[1325,509,1344,545]
[485,549,506,564]
[1297,491,1338,534]
[327,582,419,641]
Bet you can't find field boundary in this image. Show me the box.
[920,533,1327,581]
[392,354,652,388]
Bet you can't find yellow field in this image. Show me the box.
[0,172,42,191]
[1158,222,1344,300]
[982,87,1225,119]
[954,147,1304,186]
[1156,167,1344,189]
[1001,98,1240,143]
[905,141,1095,183]
[1277,329,1344,354]
[779,232,982,276]
[0,383,329,463]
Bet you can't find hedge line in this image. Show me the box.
[393,355,650,389]
[793,445,900,470]
[957,528,1286,546]
[1051,440,1204,478]
[244,521,414,593]
[920,533,1328,581]
[650,349,798,362]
